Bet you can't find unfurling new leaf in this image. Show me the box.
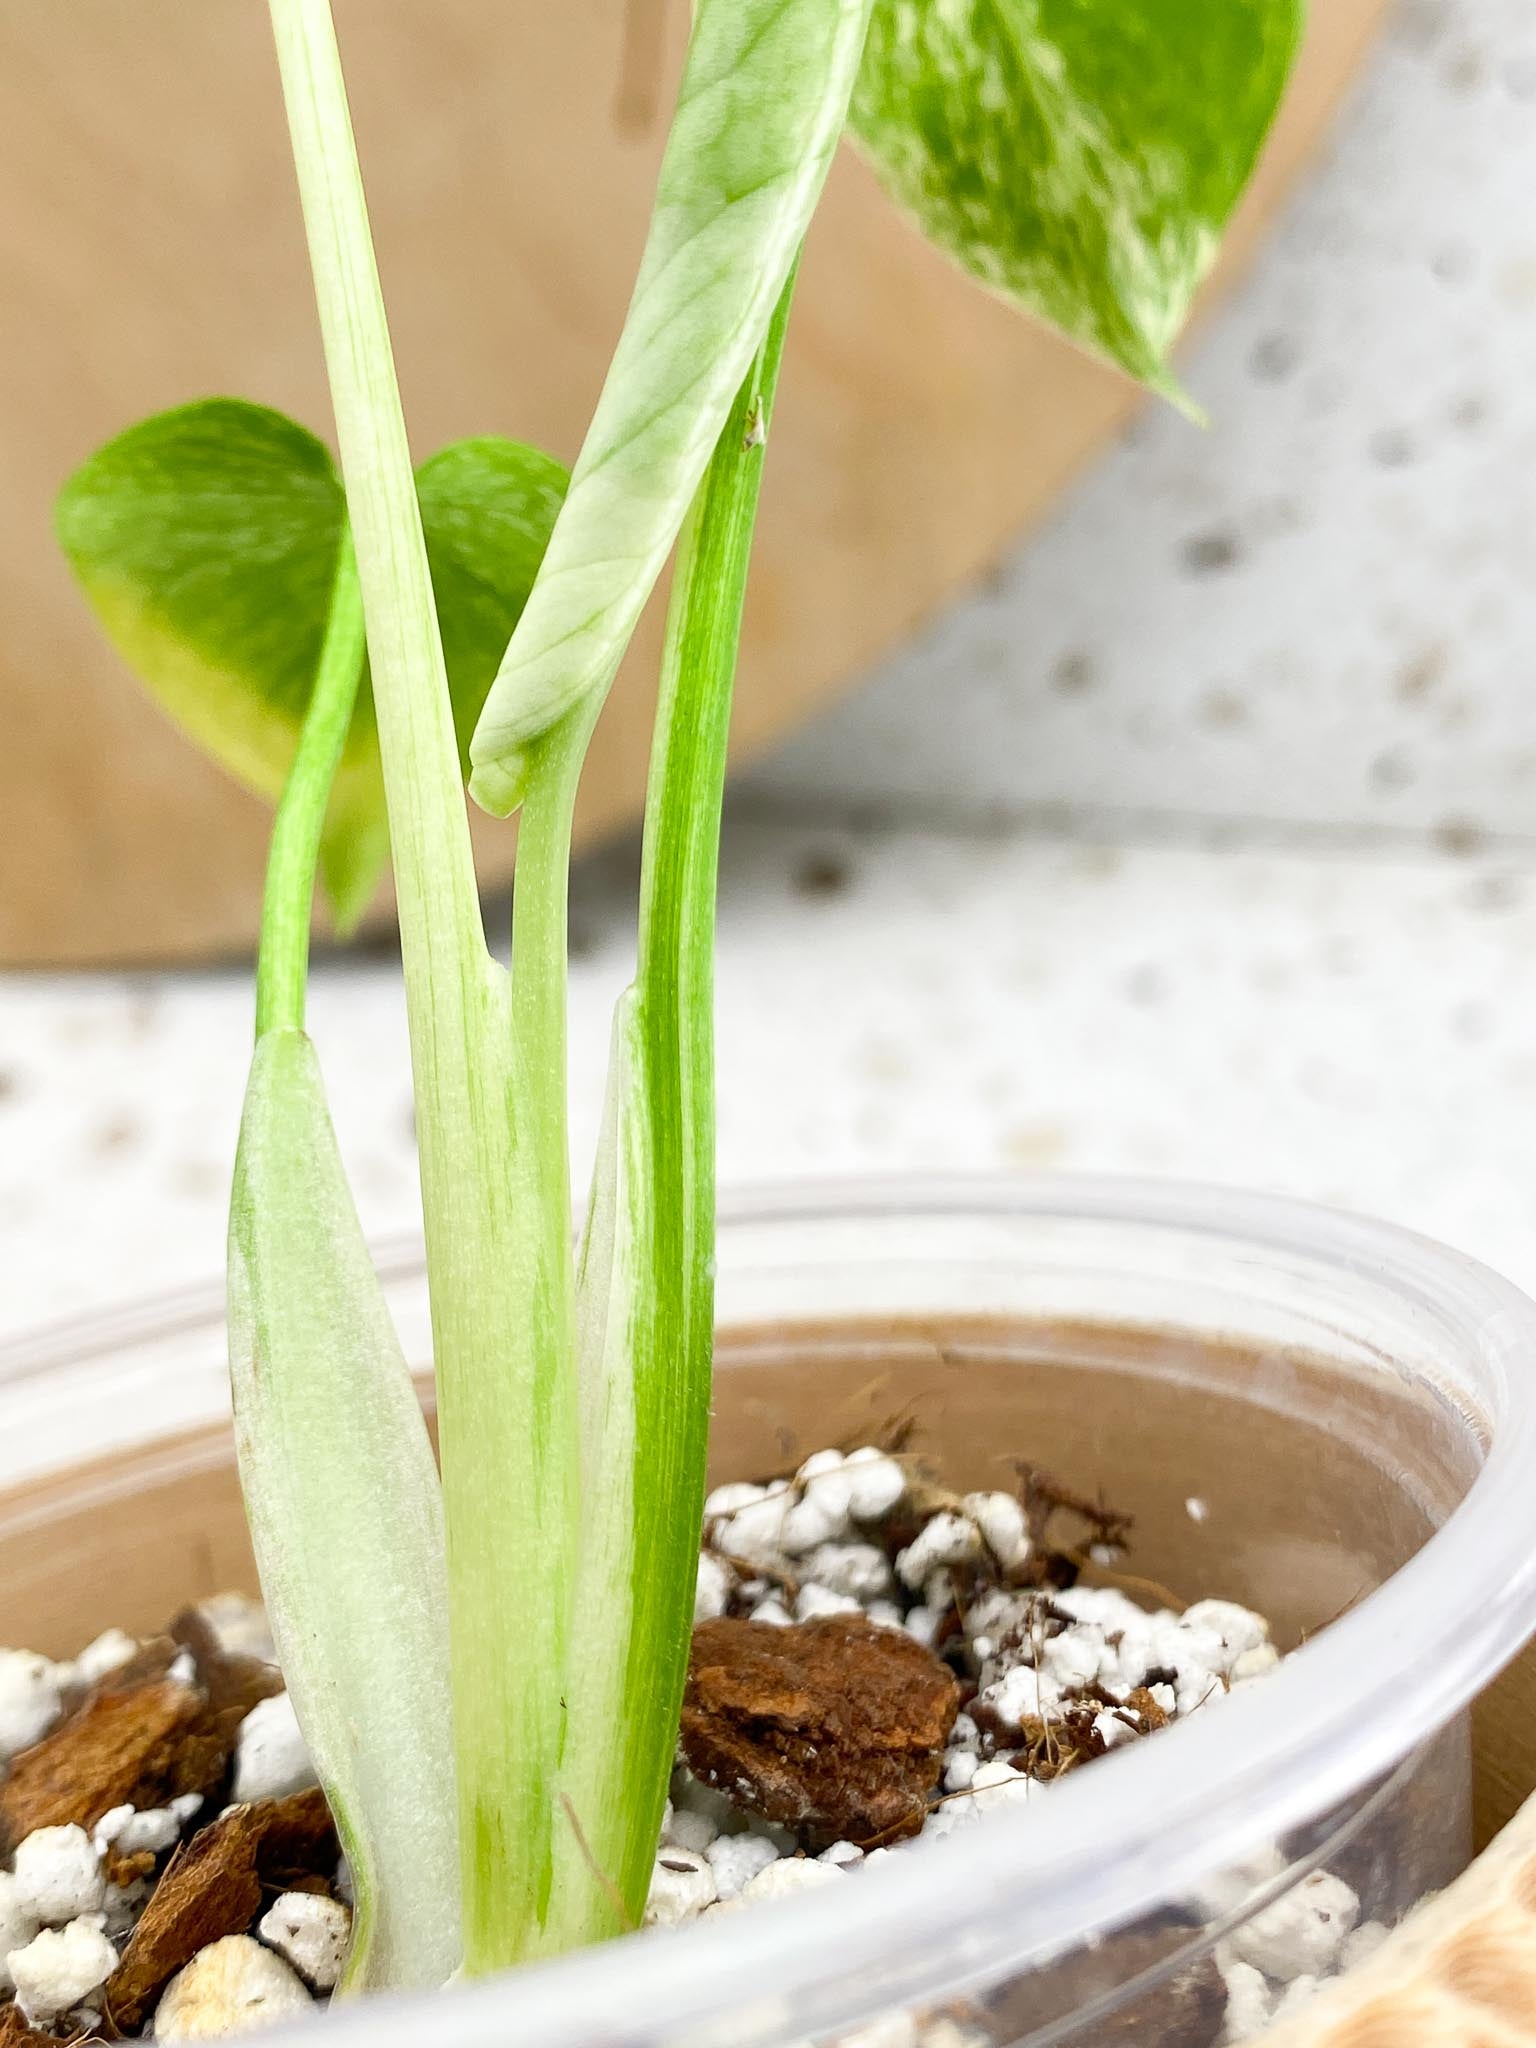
[849,0,1303,390]
[56,401,568,923]
[466,0,876,816]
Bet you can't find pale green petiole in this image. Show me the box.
[267,0,580,1972]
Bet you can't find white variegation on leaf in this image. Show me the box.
[849,0,1303,390]
[229,1028,459,1991]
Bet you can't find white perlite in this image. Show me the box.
[732,1855,845,1909]
[154,1935,314,2039]
[703,1450,909,1580]
[0,1872,40,1992]
[706,1832,781,1901]
[1224,1869,1360,1981]
[801,1542,895,1603]
[664,1805,718,1856]
[93,1795,203,1861]
[645,1848,718,1928]
[1217,1953,1275,2042]
[0,1651,66,1762]
[7,1917,117,2025]
[257,1892,352,1992]
[71,1628,138,1689]
[923,1759,1032,1840]
[694,1552,731,1621]
[231,1692,317,1803]
[962,1491,1031,1571]
[11,1825,106,1924]
[795,1582,862,1622]
[895,1510,981,1593]
[0,1471,1388,2044]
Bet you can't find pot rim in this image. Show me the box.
[6,1169,1536,2046]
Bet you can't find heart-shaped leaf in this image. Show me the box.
[849,0,1303,391]
[57,400,568,928]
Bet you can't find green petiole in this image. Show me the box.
[254,528,365,1037]
[552,265,803,1940]
[624,263,804,1884]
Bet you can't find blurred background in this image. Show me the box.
[5,0,1536,1333]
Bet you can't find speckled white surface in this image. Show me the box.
[746,0,1536,848]
[6,0,1536,1346]
[4,820,1536,1340]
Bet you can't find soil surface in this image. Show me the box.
[0,1446,1387,2046]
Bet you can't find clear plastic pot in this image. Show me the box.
[4,1174,1536,2048]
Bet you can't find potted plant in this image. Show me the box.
[6,1,1536,2044]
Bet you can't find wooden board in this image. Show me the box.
[0,0,1389,965]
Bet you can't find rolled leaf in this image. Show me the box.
[849,0,1303,389]
[467,0,875,816]
[228,1026,459,1990]
[551,992,652,1938]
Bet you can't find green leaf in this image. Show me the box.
[416,436,570,781]
[57,401,567,925]
[848,0,1303,390]
[467,0,876,816]
[229,1025,459,1991]
[54,399,380,921]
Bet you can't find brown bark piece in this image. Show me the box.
[168,1609,281,1721]
[683,1615,960,1850]
[104,1789,338,2032]
[0,1618,287,1865]
[160,1607,287,1846]
[0,1675,204,1855]
[0,2008,66,2048]
[250,1786,339,1894]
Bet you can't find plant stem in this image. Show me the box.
[627,261,802,1893]
[266,2,482,965]
[269,0,582,1967]
[507,710,596,1471]
[636,261,801,1328]
[555,265,803,1942]
[254,529,365,1038]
